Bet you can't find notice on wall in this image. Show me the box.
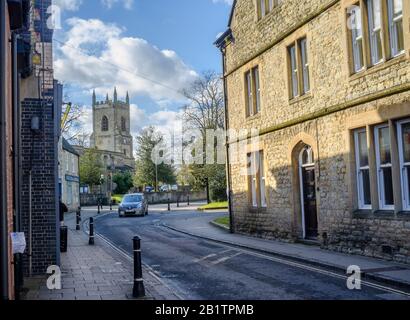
[10,232,26,254]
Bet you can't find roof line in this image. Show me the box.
[228,0,237,27]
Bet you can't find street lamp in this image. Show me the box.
[98,174,104,214]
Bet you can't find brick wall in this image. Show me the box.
[20,97,58,275]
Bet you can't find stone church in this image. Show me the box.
[89,88,135,171]
[75,88,135,182]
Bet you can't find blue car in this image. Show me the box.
[118,193,148,218]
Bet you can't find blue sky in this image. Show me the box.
[53,0,232,138]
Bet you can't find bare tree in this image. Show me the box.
[182,71,225,134]
[181,71,227,202]
[69,131,91,147]
[61,103,86,142]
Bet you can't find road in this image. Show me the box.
[93,204,410,300]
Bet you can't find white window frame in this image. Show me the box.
[299,38,310,94]
[254,67,261,114]
[259,0,266,19]
[259,151,267,208]
[289,44,298,98]
[248,151,266,208]
[248,153,258,207]
[246,71,253,116]
[374,124,395,210]
[65,152,69,172]
[367,0,383,65]
[354,129,372,210]
[387,0,404,57]
[350,5,365,73]
[397,119,410,211]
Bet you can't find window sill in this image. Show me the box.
[353,209,410,221]
[289,92,313,105]
[246,112,261,121]
[256,5,282,24]
[349,53,407,81]
[248,206,267,213]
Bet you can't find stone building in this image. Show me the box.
[90,88,134,170]
[74,90,135,203]
[59,138,80,212]
[216,0,410,262]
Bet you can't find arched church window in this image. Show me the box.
[300,146,314,166]
[121,117,126,132]
[102,116,109,132]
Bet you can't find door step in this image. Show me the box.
[296,238,320,246]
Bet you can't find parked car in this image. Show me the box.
[145,186,155,193]
[118,193,148,217]
[159,185,169,192]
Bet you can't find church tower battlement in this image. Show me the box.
[90,88,134,168]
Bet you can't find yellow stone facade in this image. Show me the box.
[219,0,410,262]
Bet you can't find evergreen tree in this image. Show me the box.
[133,127,176,190]
[79,148,103,186]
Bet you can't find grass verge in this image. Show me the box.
[198,201,228,211]
[111,194,124,204]
[214,216,230,228]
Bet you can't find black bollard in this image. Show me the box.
[132,236,145,298]
[177,197,179,208]
[187,196,190,206]
[89,217,95,245]
[167,198,171,211]
[97,202,101,214]
[110,200,112,211]
[76,207,81,231]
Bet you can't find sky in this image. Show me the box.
[52,0,233,141]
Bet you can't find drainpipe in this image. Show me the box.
[0,0,10,300]
[12,33,21,232]
[221,47,234,234]
[12,31,23,299]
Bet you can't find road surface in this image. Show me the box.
[93,204,410,300]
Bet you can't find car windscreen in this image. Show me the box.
[122,195,143,203]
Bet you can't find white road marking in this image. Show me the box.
[193,254,217,263]
[229,247,410,298]
[192,249,234,264]
[211,253,242,265]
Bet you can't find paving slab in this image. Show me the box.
[22,208,181,300]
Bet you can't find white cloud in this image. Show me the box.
[54,18,198,103]
[54,0,83,11]
[212,0,234,5]
[101,0,134,10]
[54,0,134,11]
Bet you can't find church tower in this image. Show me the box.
[90,88,134,168]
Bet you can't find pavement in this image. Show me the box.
[22,207,181,300]
[161,212,410,291]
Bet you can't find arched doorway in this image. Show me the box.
[299,146,318,239]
